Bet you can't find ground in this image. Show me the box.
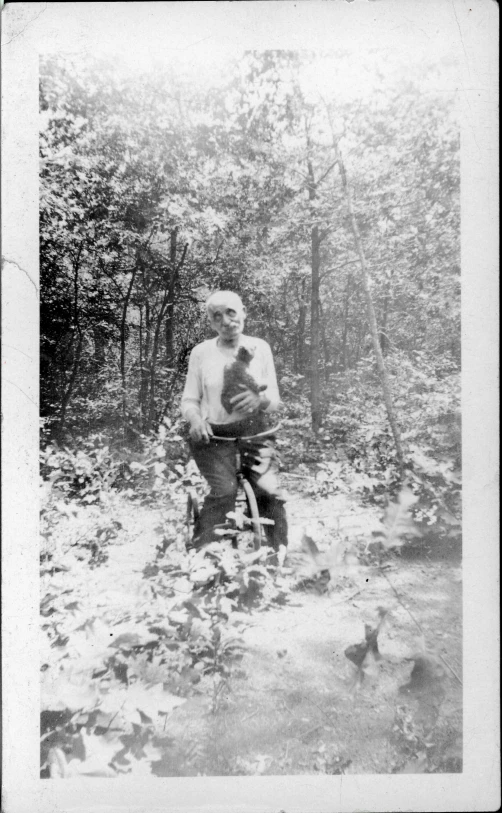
[41,476,462,777]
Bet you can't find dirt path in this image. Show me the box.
[143,488,462,776]
[42,486,462,777]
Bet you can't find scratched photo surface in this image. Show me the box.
[2,2,499,811]
[38,42,463,780]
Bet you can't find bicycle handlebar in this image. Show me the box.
[210,421,283,442]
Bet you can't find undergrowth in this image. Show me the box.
[39,372,462,776]
[40,420,291,777]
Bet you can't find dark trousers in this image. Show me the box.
[189,420,288,550]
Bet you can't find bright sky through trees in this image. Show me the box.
[38,0,462,105]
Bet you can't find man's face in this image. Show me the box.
[208,294,246,341]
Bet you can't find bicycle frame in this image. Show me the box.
[206,422,282,549]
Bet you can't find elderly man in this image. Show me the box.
[181,290,288,557]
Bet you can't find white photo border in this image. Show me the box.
[1,2,499,811]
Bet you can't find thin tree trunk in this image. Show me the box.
[58,241,84,437]
[318,297,331,383]
[120,259,139,430]
[307,158,322,434]
[341,272,352,371]
[282,280,290,367]
[59,338,83,437]
[310,226,321,432]
[379,286,390,355]
[165,228,178,367]
[92,325,106,369]
[333,141,404,472]
[352,322,363,366]
[138,306,143,406]
[139,303,151,425]
[295,278,307,375]
[164,237,188,371]
[148,237,189,428]
[148,321,161,429]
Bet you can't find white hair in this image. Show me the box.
[205,290,244,314]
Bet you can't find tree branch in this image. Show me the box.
[315,158,339,189]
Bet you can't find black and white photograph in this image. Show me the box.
[1,2,499,811]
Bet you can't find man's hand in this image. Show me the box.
[230,385,268,414]
[189,416,214,444]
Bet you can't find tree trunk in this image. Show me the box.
[147,236,189,429]
[334,142,405,472]
[58,336,83,439]
[318,297,330,383]
[138,306,143,405]
[140,302,151,425]
[282,280,290,368]
[58,241,84,438]
[165,228,178,367]
[120,259,139,430]
[379,286,390,355]
[147,318,161,429]
[310,225,321,432]
[295,278,307,375]
[92,325,106,369]
[307,158,322,434]
[341,272,352,371]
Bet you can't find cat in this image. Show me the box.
[220,345,267,414]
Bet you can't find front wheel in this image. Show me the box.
[241,478,264,550]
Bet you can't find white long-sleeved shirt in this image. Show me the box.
[180,335,281,425]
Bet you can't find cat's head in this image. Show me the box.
[236,345,254,365]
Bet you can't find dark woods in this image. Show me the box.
[39,51,460,542]
[40,52,459,435]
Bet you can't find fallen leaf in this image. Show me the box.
[344,608,388,673]
[42,670,101,712]
[99,683,186,723]
[374,487,421,549]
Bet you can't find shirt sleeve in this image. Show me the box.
[180,347,203,422]
[261,341,281,413]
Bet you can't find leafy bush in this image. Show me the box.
[40,449,291,778]
[391,704,462,774]
[40,417,190,504]
[40,436,122,504]
[312,352,462,550]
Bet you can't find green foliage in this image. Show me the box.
[40,418,189,508]
[40,436,291,776]
[303,351,462,550]
[40,436,123,504]
[39,48,462,775]
[150,534,290,615]
[40,537,289,775]
[391,705,462,774]
[373,488,421,550]
[40,51,459,442]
